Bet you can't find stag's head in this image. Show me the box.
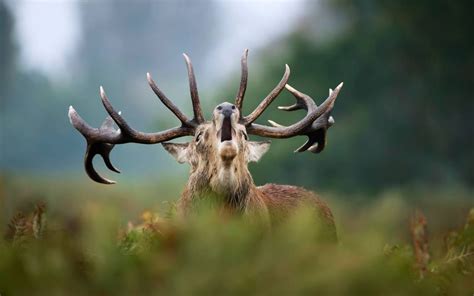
[68,50,343,188]
[161,101,272,194]
[163,102,269,170]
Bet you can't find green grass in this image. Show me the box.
[1,177,473,295]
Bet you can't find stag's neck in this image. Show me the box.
[183,163,256,211]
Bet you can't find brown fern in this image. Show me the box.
[5,212,28,244]
[411,210,430,279]
[32,202,46,239]
[4,202,47,244]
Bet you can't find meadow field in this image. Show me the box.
[1,176,473,295]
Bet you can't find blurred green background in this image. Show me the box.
[1,0,473,208]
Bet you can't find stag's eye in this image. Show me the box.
[241,131,248,140]
[196,132,203,142]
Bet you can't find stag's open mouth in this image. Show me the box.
[220,116,233,142]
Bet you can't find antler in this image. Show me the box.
[235,49,343,153]
[69,54,204,184]
[246,83,343,153]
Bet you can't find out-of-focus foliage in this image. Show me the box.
[244,0,474,193]
[0,3,75,172]
[1,191,473,295]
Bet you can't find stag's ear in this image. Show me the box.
[247,141,271,162]
[162,142,190,164]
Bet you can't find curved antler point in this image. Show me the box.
[68,106,77,124]
[146,72,154,84]
[328,116,335,126]
[308,143,320,153]
[268,119,285,128]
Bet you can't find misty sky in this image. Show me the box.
[7,0,307,81]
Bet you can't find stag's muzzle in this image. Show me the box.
[214,102,239,162]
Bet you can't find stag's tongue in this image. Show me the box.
[221,116,232,142]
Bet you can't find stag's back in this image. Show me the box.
[259,184,337,241]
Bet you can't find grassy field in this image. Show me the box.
[1,176,473,295]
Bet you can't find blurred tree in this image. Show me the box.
[247,0,474,193]
[77,0,216,77]
[0,2,77,171]
[0,1,16,108]
[75,0,218,113]
[0,1,16,164]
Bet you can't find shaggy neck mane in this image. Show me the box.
[185,156,254,211]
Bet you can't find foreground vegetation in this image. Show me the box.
[1,182,473,295]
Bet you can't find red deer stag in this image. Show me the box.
[68,50,343,240]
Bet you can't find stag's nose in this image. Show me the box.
[216,102,236,118]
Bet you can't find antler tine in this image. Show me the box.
[246,82,343,153]
[278,84,317,112]
[68,106,99,139]
[84,141,118,184]
[147,72,190,125]
[99,86,137,138]
[235,48,249,116]
[242,64,290,125]
[183,53,205,124]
